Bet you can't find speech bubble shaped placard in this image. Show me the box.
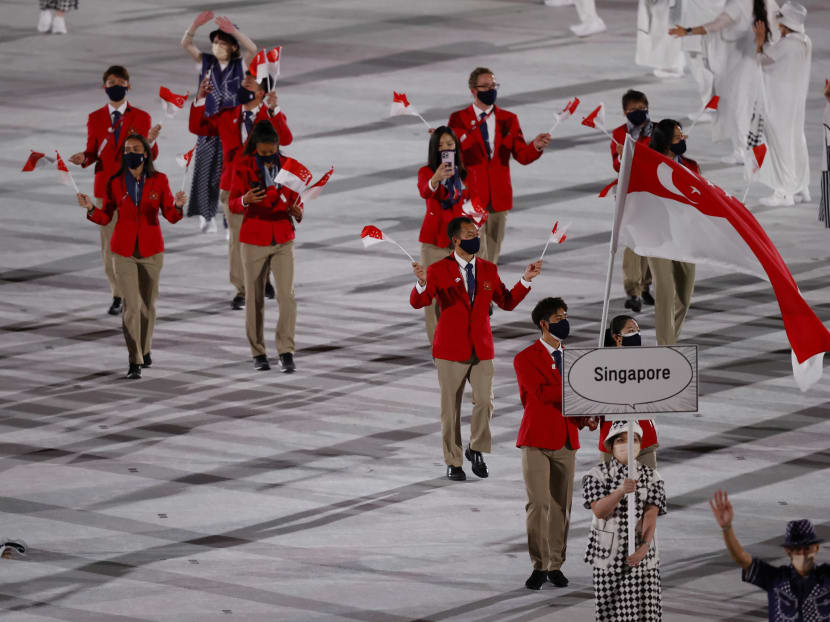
[563,346,698,417]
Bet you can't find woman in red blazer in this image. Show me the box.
[77,134,185,379]
[417,126,486,343]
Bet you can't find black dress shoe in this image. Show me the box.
[446,465,466,481]
[253,355,270,371]
[465,445,489,478]
[279,352,295,373]
[108,296,123,315]
[548,569,569,587]
[126,364,141,379]
[265,280,275,300]
[624,295,642,313]
[141,352,152,368]
[525,570,548,590]
[231,294,245,310]
[641,287,655,306]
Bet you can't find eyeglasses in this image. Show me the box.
[475,83,500,91]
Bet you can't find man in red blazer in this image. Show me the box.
[411,216,541,481]
[514,297,597,590]
[447,67,551,265]
[69,65,161,316]
[190,72,293,310]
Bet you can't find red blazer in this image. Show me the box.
[228,153,304,246]
[448,105,542,213]
[87,172,182,257]
[678,156,700,175]
[514,340,581,451]
[417,166,474,248]
[598,419,658,454]
[610,124,652,172]
[189,103,293,191]
[82,104,159,198]
[410,255,530,361]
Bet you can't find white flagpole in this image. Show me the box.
[389,238,415,263]
[180,163,189,193]
[547,116,562,136]
[741,179,752,204]
[414,112,432,131]
[627,419,637,557]
[540,238,552,261]
[687,104,708,134]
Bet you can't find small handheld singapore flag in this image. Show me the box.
[389,91,430,129]
[540,220,570,259]
[300,166,334,203]
[176,146,196,169]
[360,225,415,263]
[274,159,313,195]
[21,150,55,171]
[159,86,189,118]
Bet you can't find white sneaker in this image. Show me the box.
[570,18,606,37]
[794,190,811,203]
[199,215,210,232]
[207,218,218,233]
[654,68,684,79]
[721,149,745,164]
[51,15,67,34]
[544,0,574,5]
[759,192,794,207]
[37,9,52,33]
[225,228,230,241]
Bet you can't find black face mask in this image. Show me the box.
[105,85,128,102]
[626,109,648,126]
[236,85,256,104]
[670,140,687,156]
[547,318,570,341]
[458,237,480,255]
[477,89,497,107]
[124,152,145,170]
[621,333,642,347]
[259,152,279,165]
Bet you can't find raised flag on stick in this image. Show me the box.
[21,150,55,172]
[176,144,196,192]
[540,220,570,260]
[300,166,334,203]
[548,97,580,134]
[582,103,618,144]
[55,150,80,194]
[159,86,189,118]
[461,198,487,228]
[249,47,282,91]
[741,144,767,204]
[390,92,431,131]
[360,225,415,263]
[687,95,719,133]
[274,159,313,195]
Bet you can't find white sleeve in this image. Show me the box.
[520,277,531,289]
[702,11,734,33]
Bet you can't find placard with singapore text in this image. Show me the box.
[562,346,698,418]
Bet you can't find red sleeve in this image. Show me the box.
[82,113,99,168]
[492,267,530,311]
[509,115,543,165]
[228,160,249,214]
[189,103,219,137]
[418,166,446,200]
[87,183,116,225]
[158,175,183,224]
[410,263,438,309]
[272,111,293,146]
[514,351,562,407]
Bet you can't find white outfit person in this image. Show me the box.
[636,0,686,78]
[677,0,726,117]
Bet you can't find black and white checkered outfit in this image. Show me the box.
[583,459,667,622]
[40,0,78,10]
[747,99,766,149]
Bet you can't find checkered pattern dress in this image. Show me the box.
[40,0,78,9]
[583,460,667,622]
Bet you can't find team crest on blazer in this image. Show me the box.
[149,192,159,200]
[482,281,492,291]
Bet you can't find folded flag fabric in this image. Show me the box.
[301,166,334,202]
[581,103,606,130]
[390,91,418,117]
[176,146,196,169]
[274,159,313,195]
[22,150,55,171]
[249,46,281,87]
[704,95,719,110]
[159,86,189,118]
[360,225,415,262]
[555,97,580,123]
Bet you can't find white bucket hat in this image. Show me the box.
[777,1,807,33]
[604,420,643,451]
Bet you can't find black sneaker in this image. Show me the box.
[279,353,295,373]
[446,465,466,481]
[641,287,655,306]
[141,352,152,368]
[265,280,275,300]
[547,569,569,587]
[108,297,123,315]
[231,294,245,310]
[253,355,270,371]
[624,295,642,313]
[126,363,141,379]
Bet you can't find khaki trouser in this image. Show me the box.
[95,197,120,297]
[113,252,163,365]
[522,444,576,571]
[601,443,658,469]
[241,240,296,357]
[647,257,695,345]
[420,243,450,344]
[622,247,651,297]
[220,190,245,296]
[483,209,507,265]
[434,357,494,466]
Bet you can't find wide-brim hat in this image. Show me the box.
[209,28,239,47]
[781,519,824,548]
[777,1,807,33]
[603,420,643,451]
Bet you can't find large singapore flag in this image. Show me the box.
[613,136,830,390]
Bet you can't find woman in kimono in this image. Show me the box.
[670,0,779,164]
[181,11,257,234]
[583,421,667,622]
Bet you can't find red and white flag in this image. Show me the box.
[390,91,430,129]
[360,225,415,262]
[745,143,767,177]
[301,166,334,203]
[614,137,830,390]
[176,146,196,169]
[55,150,80,193]
[274,159,313,195]
[540,220,570,259]
[581,103,606,131]
[549,97,580,133]
[249,46,281,88]
[704,95,720,111]
[461,198,487,227]
[21,150,55,172]
[159,86,189,118]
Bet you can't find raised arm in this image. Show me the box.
[709,489,752,569]
[214,16,257,64]
[182,10,214,62]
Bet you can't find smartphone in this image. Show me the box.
[440,149,455,174]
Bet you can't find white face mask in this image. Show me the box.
[612,437,641,464]
[212,43,230,61]
[791,551,817,573]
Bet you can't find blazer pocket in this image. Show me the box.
[595,527,616,559]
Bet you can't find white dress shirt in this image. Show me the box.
[414,251,531,293]
[539,337,563,370]
[108,102,127,117]
[473,103,495,155]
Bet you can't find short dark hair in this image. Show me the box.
[243,120,280,154]
[468,67,494,89]
[531,297,567,332]
[621,89,648,111]
[102,65,129,84]
[649,118,681,156]
[427,126,467,180]
[211,30,241,58]
[447,216,473,242]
